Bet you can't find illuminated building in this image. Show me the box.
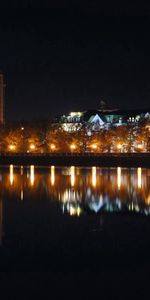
[52,108,150,132]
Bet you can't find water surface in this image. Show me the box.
[0,165,150,271]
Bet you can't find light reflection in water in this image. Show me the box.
[51,166,55,186]
[92,167,97,187]
[30,165,35,186]
[1,166,150,218]
[70,166,75,187]
[137,167,142,189]
[21,166,24,176]
[9,164,14,186]
[117,167,121,190]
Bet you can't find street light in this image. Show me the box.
[70,144,76,150]
[91,144,97,150]
[9,144,16,151]
[30,144,35,150]
[137,144,143,150]
[117,144,122,150]
[50,144,56,150]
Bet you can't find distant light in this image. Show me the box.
[70,206,76,216]
[30,165,35,186]
[9,144,15,151]
[71,166,75,187]
[137,167,142,189]
[92,166,97,187]
[137,144,143,149]
[21,127,24,130]
[10,164,14,185]
[117,167,121,190]
[146,194,150,205]
[70,112,82,117]
[51,166,55,186]
[30,144,35,150]
[117,144,122,150]
[91,144,97,149]
[70,144,76,150]
[50,144,56,150]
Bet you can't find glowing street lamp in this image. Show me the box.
[137,144,143,150]
[70,144,76,151]
[50,144,56,150]
[91,144,97,150]
[30,144,35,150]
[117,144,122,150]
[9,144,16,151]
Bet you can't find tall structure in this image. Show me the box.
[0,73,5,125]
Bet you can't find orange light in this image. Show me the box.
[70,166,75,187]
[30,165,35,186]
[30,144,35,150]
[51,166,55,186]
[92,166,97,187]
[137,144,143,149]
[70,144,76,150]
[117,144,122,150]
[50,144,56,150]
[10,164,14,185]
[9,144,15,151]
[91,144,97,149]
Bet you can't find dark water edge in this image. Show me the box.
[0,153,150,167]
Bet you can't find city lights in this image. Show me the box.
[9,144,16,151]
[50,144,56,150]
[117,144,122,150]
[137,144,143,150]
[30,144,35,150]
[91,144,97,150]
[70,144,76,150]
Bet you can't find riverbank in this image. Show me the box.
[0,153,150,167]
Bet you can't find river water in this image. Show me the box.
[0,165,150,273]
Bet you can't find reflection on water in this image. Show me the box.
[117,167,121,190]
[9,164,14,185]
[70,166,75,187]
[1,165,150,216]
[0,165,149,245]
[50,166,55,186]
[92,166,97,187]
[138,167,142,189]
[30,165,35,186]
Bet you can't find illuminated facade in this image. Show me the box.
[52,108,150,132]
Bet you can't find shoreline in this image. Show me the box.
[0,153,150,167]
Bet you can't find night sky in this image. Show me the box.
[0,2,150,121]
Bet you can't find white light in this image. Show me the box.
[137,168,142,189]
[71,166,75,187]
[30,165,35,186]
[117,167,121,190]
[92,166,97,187]
[51,166,55,186]
[10,164,14,185]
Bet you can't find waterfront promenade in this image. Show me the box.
[0,153,149,167]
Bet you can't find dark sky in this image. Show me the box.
[1,2,150,121]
